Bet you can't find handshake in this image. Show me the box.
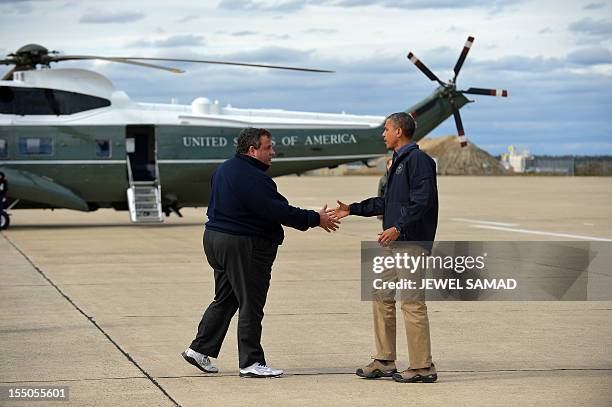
[317,200,351,233]
[317,201,400,246]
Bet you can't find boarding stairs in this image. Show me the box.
[126,156,164,223]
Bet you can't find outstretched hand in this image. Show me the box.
[333,200,350,220]
[318,203,341,233]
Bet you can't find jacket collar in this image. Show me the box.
[236,153,270,172]
[387,141,418,186]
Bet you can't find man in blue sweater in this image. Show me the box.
[334,112,439,383]
[183,128,339,378]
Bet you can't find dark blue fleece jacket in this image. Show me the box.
[205,153,320,245]
[349,141,438,250]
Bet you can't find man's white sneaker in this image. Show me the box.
[239,362,283,378]
[181,348,219,373]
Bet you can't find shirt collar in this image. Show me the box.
[393,141,417,161]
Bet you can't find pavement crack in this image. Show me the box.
[3,235,182,407]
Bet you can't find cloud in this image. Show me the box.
[217,46,315,64]
[231,31,258,36]
[0,0,34,14]
[335,0,519,9]
[447,25,465,33]
[79,10,146,24]
[583,2,605,10]
[217,0,312,12]
[302,28,337,34]
[176,15,199,23]
[568,18,612,37]
[127,34,206,48]
[538,27,552,34]
[225,30,290,39]
[268,33,291,40]
[471,55,563,73]
[217,0,520,12]
[566,47,612,65]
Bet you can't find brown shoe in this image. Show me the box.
[356,359,397,379]
[392,363,437,383]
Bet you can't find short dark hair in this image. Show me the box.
[236,127,272,154]
[386,112,416,138]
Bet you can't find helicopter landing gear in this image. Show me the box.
[163,202,183,218]
[0,211,9,230]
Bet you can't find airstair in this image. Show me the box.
[126,155,164,223]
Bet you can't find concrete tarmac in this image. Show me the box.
[1,176,611,406]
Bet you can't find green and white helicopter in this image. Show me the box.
[0,37,507,230]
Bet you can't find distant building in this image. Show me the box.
[499,148,612,176]
[500,145,531,173]
[526,156,575,175]
[525,156,612,176]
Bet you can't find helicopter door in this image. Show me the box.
[125,125,163,223]
[126,125,157,181]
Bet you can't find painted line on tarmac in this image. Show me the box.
[2,234,182,407]
[470,224,612,241]
[451,218,519,227]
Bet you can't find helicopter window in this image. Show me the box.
[0,87,13,104]
[18,137,53,155]
[96,139,111,158]
[0,86,110,116]
[0,139,6,158]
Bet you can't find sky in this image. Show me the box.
[1,0,611,155]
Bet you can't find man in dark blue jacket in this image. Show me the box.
[335,112,438,383]
[183,128,339,378]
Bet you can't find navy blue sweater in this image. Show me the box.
[349,142,438,250]
[205,154,320,245]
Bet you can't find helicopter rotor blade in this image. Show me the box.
[453,36,474,81]
[107,57,335,73]
[407,52,444,85]
[451,102,468,147]
[3,48,334,73]
[50,55,185,73]
[461,87,508,97]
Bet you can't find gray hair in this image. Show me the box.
[236,127,272,154]
[386,112,416,138]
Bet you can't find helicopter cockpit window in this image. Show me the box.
[0,139,7,158]
[18,137,53,155]
[96,139,111,158]
[0,86,111,116]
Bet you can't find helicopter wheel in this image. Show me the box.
[0,211,9,230]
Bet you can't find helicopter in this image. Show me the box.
[0,37,507,230]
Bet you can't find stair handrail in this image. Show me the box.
[126,154,135,188]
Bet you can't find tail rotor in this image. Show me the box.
[406,36,508,147]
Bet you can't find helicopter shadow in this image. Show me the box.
[4,222,203,231]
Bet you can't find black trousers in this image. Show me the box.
[190,229,278,368]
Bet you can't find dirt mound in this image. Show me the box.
[418,136,510,175]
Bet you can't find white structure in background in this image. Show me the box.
[500,145,531,173]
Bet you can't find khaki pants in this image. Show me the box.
[371,245,433,369]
